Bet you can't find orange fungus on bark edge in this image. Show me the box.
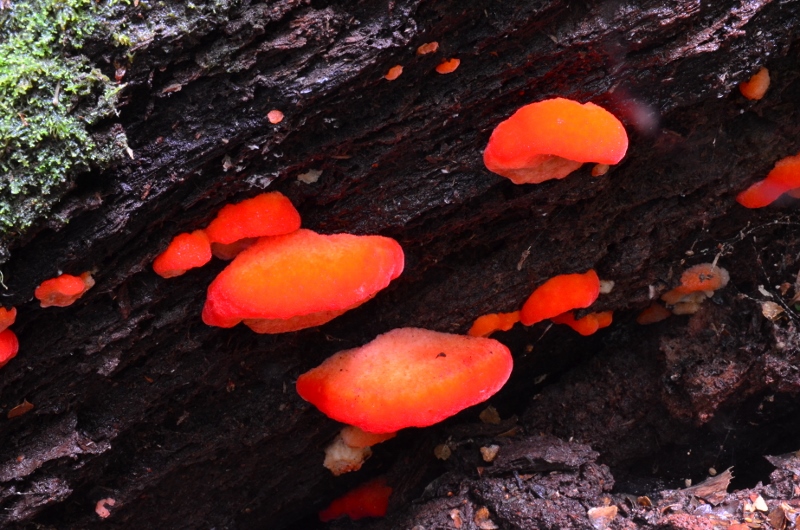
[152,230,212,278]
[34,272,95,308]
[202,229,404,333]
[468,311,520,337]
[0,307,16,333]
[520,269,600,326]
[318,478,392,522]
[551,310,613,336]
[296,328,513,434]
[204,191,301,245]
[736,152,800,208]
[0,329,18,369]
[483,98,628,185]
[739,67,770,101]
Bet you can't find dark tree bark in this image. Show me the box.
[2,1,800,528]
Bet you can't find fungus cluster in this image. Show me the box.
[483,98,628,184]
[151,191,403,333]
[736,152,800,208]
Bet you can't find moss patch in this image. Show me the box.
[0,0,126,235]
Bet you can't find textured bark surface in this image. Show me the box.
[2,0,800,528]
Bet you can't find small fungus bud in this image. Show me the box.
[483,98,628,185]
[267,110,284,124]
[0,307,16,333]
[416,41,439,55]
[636,302,671,325]
[550,310,612,336]
[739,67,770,101]
[435,58,460,74]
[520,270,600,326]
[384,65,403,81]
[318,478,392,522]
[468,311,520,337]
[152,230,212,278]
[35,272,95,308]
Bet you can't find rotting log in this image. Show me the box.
[2,0,800,528]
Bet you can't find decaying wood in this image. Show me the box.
[2,0,800,528]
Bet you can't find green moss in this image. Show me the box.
[0,0,126,235]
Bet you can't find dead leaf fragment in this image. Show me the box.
[8,399,34,419]
[449,508,463,528]
[480,445,499,463]
[754,495,769,512]
[587,505,618,530]
[479,405,501,424]
[474,506,499,530]
[761,301,784,321]
[434,443,451,460]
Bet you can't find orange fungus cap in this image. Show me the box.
[736,152,800,208]
[152,230,212,278]
[520,269,600,326]
[318,478,392,522]
[296,328,513,433]
[204,191,301,245]
[435,58,460,74]
[202,229,404,330]
[483,98,629,184]
[739,67,770,101]
[35,272,95,308]
[0,329,18,368]
[0,307,16,333]
[468,311,520,337]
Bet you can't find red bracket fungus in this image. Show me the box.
[550,310,613,336]
[34,272,95,308]
[483,98,628,184]
[520,269,600,326]
[152,230,212,278]
[204,191,301,246]
[468,311,520,337]
[202,229,404,333]
[739,67,770,101]
[0,328,19,369]
[318,477,392,522]
[736,152,800,208]
[296,327,513,434]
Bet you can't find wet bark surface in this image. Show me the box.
[2,0,800,528]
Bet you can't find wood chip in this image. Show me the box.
[587,505,618,530]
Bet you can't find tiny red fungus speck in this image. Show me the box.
[483,98,628,184]
[416,42,439,55]
[520,269,600,326]
[296,327,513,433]
[35,272,95,308]
[267,110,284,124]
